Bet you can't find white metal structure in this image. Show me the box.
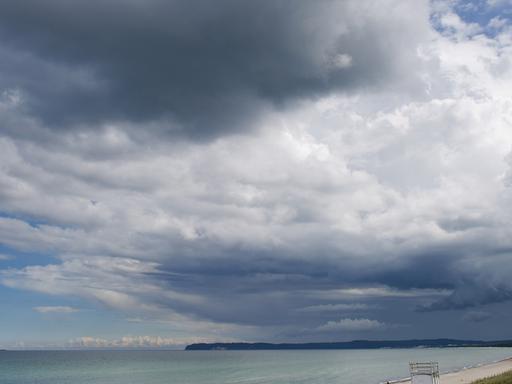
[409,362,440,384]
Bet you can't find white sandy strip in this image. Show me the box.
[395,358,512,384]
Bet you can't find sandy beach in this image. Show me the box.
[396,357,512,384]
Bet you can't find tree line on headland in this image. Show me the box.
[186,339,512,351]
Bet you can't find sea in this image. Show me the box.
[1,347,511,384]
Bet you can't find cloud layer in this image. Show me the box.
[1,0,512,345]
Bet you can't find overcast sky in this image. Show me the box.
[1,0,512,349]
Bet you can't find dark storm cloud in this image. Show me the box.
[418,285,512,311]
[138,246,448,326]
[0,0,425,138]
[149,235,512,326]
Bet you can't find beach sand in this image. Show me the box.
[396,358,512,384]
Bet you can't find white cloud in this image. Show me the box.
[488,16,508,30]
[317,318,385,332]
[2,256,198,312]
[436,11,483,38]
[67,335,216,349]
[33,306,79,314]
[1,335,225,350]
[330,53,353,69]
[306,287,452,300]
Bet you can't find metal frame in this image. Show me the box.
[409,362,440,384]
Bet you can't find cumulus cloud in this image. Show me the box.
[1,335,225,350]
[68,335,215,349]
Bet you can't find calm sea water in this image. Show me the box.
[1,347,511,384]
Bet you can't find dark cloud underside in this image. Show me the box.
[0,0,424,138]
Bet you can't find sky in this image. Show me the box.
[1,0,512,349]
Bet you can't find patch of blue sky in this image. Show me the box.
[0,210,51,228]
[0,282,141,347]
[0,291,183,348]
[459,0,511,33]
[0,211,73,268]
[0,244,57,269]
[0,210,83,232]
[431,0,511,37]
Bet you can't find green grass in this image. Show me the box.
[473,370,512,384]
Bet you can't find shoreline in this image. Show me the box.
[387,356,512,384]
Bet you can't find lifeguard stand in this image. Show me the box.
[409,362,440,384]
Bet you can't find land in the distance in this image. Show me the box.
[186,339,512,350]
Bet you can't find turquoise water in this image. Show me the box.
[1,348,511,384]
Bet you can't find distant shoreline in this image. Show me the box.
[2,342,512,352]
[186,339,512,351]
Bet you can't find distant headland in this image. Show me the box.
[186,339,512,351]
